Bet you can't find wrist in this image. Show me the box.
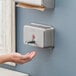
[0,54,12,63]
[5,54,12,62]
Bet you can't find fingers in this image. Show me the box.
[29,51,36,58]
[22,51,36,60]
[16,51,36,64]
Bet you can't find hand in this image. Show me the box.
[10,51,36,64]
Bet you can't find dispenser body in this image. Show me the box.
[24,23,55,48]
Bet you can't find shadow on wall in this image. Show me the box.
[55,0,69,7]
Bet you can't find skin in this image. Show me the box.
[0,51,36,64]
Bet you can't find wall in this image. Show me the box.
[1,0,76,76]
